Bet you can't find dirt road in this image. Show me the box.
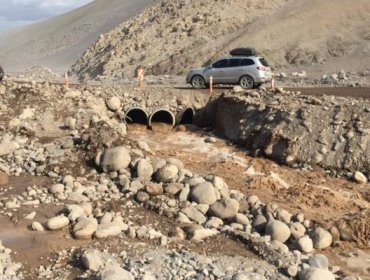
[286,87,370,99]
[175,86,370,99]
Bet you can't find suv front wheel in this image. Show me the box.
[239,75,254,89]
[191,75,206,89]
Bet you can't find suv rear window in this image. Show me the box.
[228,58,241,67]
[259,58,269,67]
[240,59,255,66]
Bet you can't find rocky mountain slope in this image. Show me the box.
[71,0,370,82]
[0,0,157,73]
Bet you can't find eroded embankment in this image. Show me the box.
[203,91,370,176]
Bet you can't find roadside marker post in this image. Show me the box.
[210,76,213,94]
[64,73,69,87]
[137,68,145,90]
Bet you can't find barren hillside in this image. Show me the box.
[71,0,370,82]
[0,0,157,73]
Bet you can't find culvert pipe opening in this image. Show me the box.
[177,107,194,125]
[149,109,175,127]
[125,107,148,125]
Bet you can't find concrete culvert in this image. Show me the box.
[125,107,148,125]
[177,107,194,125]
[149,109,175,127]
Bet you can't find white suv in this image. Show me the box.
[186,51,272,89]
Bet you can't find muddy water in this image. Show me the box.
[0,175,91,273]
[150,122,174,133]
[127,122,174,133]
[127,123,148,132]
[0,172,9,185]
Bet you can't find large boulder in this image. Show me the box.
[211,176,228,190]
[265,220,291,243]
[136,159,153,181]
[100,264,134,280]
[106,96,121,111]
[235,213,250,225]
[209,199,239,220]
[73,218,98,239]
[182,225,218,241]
[145,182,163,196]
[49,184,64,194]
[298,235,314,253]
[309,254,329,270]
[276,209,292,224]
[46,215,69,230]
[136,191,150,203]
[151,158,166,173]
[232,272,267,280]
[82,249,104,271]
[164,182,184,195]
[155,164,178,183]
[252,214,267,233]
[191,228,218,241]
[298,268,335,280]
[190,182,217,205]
[311,227,332,249]
[95,222,127,239]
[290,222,306,239]
[0,134,20,157]
[354,171,367,184]
[100,146,131,172]
[31,221,44,231]
[67,204,86,222]
[182,206,207,224]
[205,217,224,229]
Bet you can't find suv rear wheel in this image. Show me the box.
[0,65,4,82]
[191,75,205,89]
[239,75,254,89]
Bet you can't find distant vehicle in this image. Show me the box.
[186,48,272,89]
[0,65,3,82]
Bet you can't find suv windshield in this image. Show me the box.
[259,58,269,67]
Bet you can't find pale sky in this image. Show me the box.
[0,0,93,32]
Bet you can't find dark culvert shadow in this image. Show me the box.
[124,107,149,125]
[149,109,175,127]
[177,107,195,125]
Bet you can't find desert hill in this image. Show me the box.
[0,0,157,73]
[71,0,370,82]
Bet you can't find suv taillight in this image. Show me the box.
[256,66,265,71]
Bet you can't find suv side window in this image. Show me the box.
[213,59,229,68]
[228,58,241,67]
[240,59,255,66]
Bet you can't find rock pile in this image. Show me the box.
[0,240,23,279]
[8,66,63,83]
[275,70,369,87]
[10,137,340,278]
[80,144,338,278]
[79,248,284,280]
